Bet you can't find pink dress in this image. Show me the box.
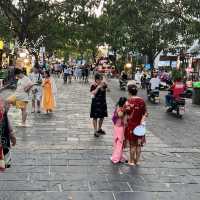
[111,108,126,163]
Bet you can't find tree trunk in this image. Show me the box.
[148,54,154,68]
[33,52,39,66]
[113,49,117,67]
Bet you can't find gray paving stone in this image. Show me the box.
[0,79,199,199]
[62,180,89,191]
[0,181,48,191]
[114,192,155,200]
[89,181,131,191]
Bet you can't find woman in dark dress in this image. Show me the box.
[90,73,108,137]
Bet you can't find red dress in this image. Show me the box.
[124,97,147,146]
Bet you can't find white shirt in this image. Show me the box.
[150,77,160,90]
[64,68,68,74]
[66,68,72,75]
[29,72,42,94]
[135,72,141,83]
[15,76,33,101]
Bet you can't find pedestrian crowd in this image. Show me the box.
[1,66,148,171]
[90,73,148,166]
[51,62,92,84]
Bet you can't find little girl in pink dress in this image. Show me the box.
[111,97,127,164]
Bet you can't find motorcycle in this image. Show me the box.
[119,79,128,91]
[166,93,186,118]
[148,88,160,104]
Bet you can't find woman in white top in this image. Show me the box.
[7,69,34,126]
[29,66,43,113]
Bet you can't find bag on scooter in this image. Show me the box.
[177,98,185,106]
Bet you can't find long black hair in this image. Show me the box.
[116,97,127,107]
[44,70,51,78]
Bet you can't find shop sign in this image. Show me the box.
[0,40,4,50]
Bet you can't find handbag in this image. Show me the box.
[133,123,146,136]
[112,109,118,125]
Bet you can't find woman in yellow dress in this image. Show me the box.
[42,70,56,113]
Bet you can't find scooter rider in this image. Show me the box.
[119,71,128,89]
[165,78,187,107]
[148,71,160,95]
[120,71,128,81]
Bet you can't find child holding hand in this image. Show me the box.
[111,97,127,164]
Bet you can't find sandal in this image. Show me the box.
[128,161,135,166]
[135,161,141,166]
[94,131,100,138]
[98,129,106,135]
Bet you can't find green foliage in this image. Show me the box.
[171,69,184,81]
[102,0,200,65]
[1,0,200,64]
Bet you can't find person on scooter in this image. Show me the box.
[119,71,128,88]
[148,71,160,95]
[121,71,128,81]
[141,73,147,89]
[165,78,187,107]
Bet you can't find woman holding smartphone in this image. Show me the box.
[90,73,108,137]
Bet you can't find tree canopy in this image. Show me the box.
[0,0,200,65]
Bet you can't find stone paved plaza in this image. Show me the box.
[0,78,200,200]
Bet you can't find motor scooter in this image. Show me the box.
[148,88,160,104]
[119,79,127,91]
[166,92,186,118]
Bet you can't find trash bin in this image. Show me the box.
[192,82,200,105]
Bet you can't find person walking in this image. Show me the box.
[0,98,16,170]
[84,66,89,83]
[41,70,56,114]
[124,82,148,166]
[7,69,34,127]
[78,67,82,82]
[65,67,72,84]
[90,73,108,137]
[29,66,43,113]
[74,66,79,80]
[63,65,68,84]
[111,97,127,164]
